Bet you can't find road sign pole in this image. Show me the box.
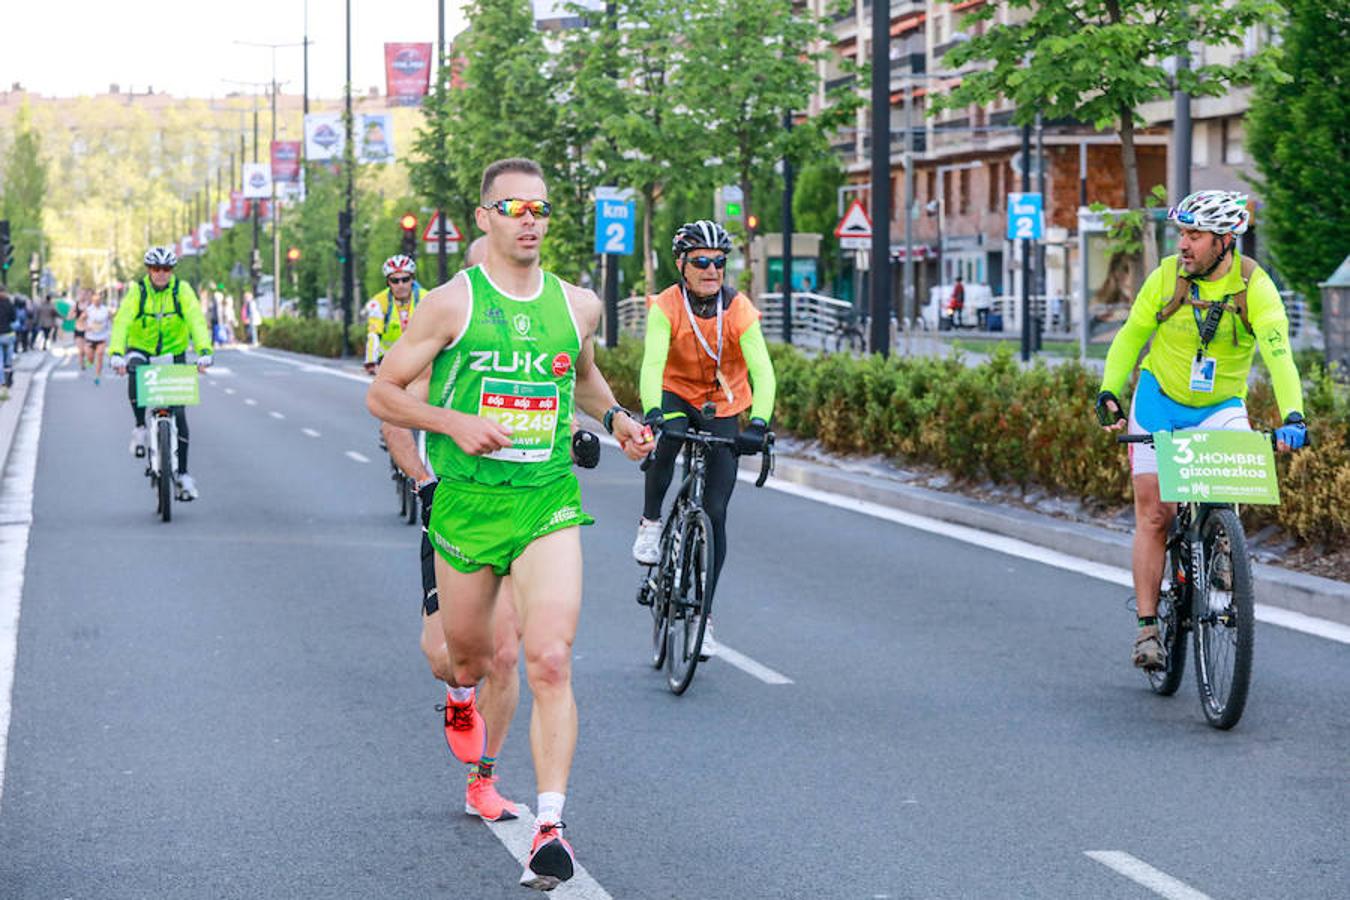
[1020,122,1032,363]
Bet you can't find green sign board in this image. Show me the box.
[1154,430,1279,505]
[135,364,200,408]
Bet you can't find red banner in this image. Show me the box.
[229,191,249,220]
[385,42,433,106]
[271,140,302,183]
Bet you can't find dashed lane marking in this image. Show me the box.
[244,398,257,406]
[269,411,285,420]
[302,428,321,438]
[345,451,370,464]
[1085,851,1213,900]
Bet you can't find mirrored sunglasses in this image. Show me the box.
[482,199,552,218]
[686,255,726,271]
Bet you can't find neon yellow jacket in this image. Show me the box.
[1100,253,1303,419]
[364,282,423,364]
[110,276,212,357]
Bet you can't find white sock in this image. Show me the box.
[536,792,565,826]
[447,685,474,703]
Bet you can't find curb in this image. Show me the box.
[764,452,1350,627]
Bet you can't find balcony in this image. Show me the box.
[825,74,857,94]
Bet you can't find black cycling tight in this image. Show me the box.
[643,392,739,600]
[126,352,190,474]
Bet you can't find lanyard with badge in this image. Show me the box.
[681,284,734,404]
[1188,281,1227,393]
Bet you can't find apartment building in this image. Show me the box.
[807,0,1269,318]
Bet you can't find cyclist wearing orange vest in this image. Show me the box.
[632,221,776,651]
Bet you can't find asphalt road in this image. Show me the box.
[0,347,1345,899]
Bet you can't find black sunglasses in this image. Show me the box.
[388,275,413,284]
[685,255,726,271]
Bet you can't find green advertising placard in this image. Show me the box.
[135,364,200,408]
[1154,430,1280,505]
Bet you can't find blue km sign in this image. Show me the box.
[594,188,636,256]
[1007,192,1044,241]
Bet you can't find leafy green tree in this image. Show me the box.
[0,105,48,292]
[1247,0,1350,308]
[682,0,857,295]
[936,0,1283,280]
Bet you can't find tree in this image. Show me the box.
[935,0,1283,281]
[683,0,856,295]
[1247,0,1350,309]
[0,104,48,292]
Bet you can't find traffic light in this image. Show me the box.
[714,186,745,228]
[286,246,301,264]
[400,213,418,258]
[336,211,352,264]
[746,213,760,233]
[0,220,12,285]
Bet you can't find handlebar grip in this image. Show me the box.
[639,451,655,473]
[1117,434,1153,444]
[754,433,775,487]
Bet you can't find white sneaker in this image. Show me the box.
[699,620,717,661]
[633,518,662,565]
[175,473,199,501]
[129,425,147,458]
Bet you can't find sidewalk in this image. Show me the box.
[0,350,53,488]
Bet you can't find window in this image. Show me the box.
[1191,121,1209,168]
[959,168,971,214]
[926,169,936,203]
[1221,117,1245,165]
[988,162,1000,211]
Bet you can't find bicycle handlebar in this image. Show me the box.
[1117,430,1279,449]
[637,428,775,487]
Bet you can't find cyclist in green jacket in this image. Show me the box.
[1095,191,1307,669]
[110,246,214,500]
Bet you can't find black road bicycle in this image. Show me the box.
[637,411,774,695]
[391,454,418,525]
[1119,432,1267,730]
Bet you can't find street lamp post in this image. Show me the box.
[342,0,355,357]
[868,0,891,357]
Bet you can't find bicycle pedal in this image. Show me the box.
[135,446,146,458]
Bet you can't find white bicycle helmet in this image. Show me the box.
[672,220,732,258]
[382,254,416,278]
[143,246,178,268]
[1166,190,1250,236]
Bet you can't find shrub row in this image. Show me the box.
[259,318,366,359]
[595,339,1350,549]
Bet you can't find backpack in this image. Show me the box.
[1154,254,1257,335]
[137,276,183,320]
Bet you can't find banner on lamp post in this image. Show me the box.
[242,162,272,199]
[304,112,344,163]
[385,43,433,106]
[271,140,302,184]
[358,114,395,164]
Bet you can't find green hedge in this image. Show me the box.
[258,318,366,359]
[595,339,1350,549]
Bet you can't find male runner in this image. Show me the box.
[368,158,651,891]
[381,236,523,823]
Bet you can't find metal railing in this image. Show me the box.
[759,292,861,351]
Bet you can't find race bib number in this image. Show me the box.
[1155,430,1280,505]
[1190,356,1217,393]
[135,364,200,408]
[478,378,559,463]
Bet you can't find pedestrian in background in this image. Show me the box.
[243,292,260,345]
[37,295,57,350]
[13,295,31,352]
[0,288,17,387]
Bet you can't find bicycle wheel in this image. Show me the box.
[647,518,680,669]
[156,419,173,522]
[1146,556,1188,696]
[666,509,713,695]
[1192,507,1254,729]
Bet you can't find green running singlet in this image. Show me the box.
[426,264,582,487]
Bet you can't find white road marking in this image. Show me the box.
[242,347,370,384]
[1085,851,1213,900]
[484,804,613,899]
[244,398,257,406]
[202,367,232,377]
[224,387,236,395]
[302,428,321,438]
[269,411,285,420]
[713,642,793,685]
[49,371,78,381]
[0,364,50,812]
[345,451,370,464]
[757,475,1350,647]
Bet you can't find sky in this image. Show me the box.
[1,0,478,101]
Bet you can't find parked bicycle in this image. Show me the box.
[636,409,774,695]
[1118,430,1283,729]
